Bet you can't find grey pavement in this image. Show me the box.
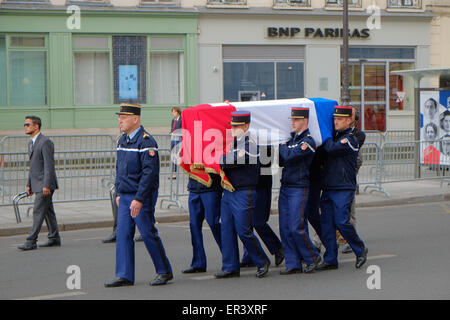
[0,179,449,237]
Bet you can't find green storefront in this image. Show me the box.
[0,7,198,130]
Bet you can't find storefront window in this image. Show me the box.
[9,36,47,106]
[389,62,414,111]
[276,62,304,100]
[0,36,6,106]
[74,36,110,105]
[150,52,184,104]
[224,61,304,102]
[224,62,275,102]
[113,36,147,104]
[343,47,415,132]
[74,52,110,105]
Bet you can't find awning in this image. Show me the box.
[390,68,450,87]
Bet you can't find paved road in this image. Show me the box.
[1,201,450,301]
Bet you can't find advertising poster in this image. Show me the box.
[119,65,138,100]
[420,90,450,165]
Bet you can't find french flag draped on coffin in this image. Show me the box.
[179,98,337,191]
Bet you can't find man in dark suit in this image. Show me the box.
[18,116,60,251]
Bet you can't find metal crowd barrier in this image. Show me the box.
[5,132,450,223]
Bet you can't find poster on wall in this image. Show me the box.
[420,90,450,165]
[119,65,138,100]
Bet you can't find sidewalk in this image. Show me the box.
[0,179,449,237]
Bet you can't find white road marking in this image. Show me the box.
[13,291,87,300]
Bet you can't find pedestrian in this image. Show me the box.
[182,174,222,273]
[215,111,271,279]
[342,107,366,254]
[239,145,284,268]
[278,107,322,274]
[316,106,368,271]
[18,116,61,251]
[170,107,182,179]
[105,103,173,287]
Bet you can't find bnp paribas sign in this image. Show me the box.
[266,27,370,39]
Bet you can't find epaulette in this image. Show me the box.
[143,132,150,139]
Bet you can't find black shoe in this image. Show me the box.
[316,263,339,271]
[342,244,353,254]
[214,271,240,279]
[256,261,270,278]
[150,273,173,286]
[356,247,368,269]
[102,234,116,243]
[135,235,143,242]
[104,278,133,288]
[280,268,302,275]
[239,261,256,268]
[274,248,285,266]
[39,239,61,248]
[182,267,206,274]
[18,243,37,251]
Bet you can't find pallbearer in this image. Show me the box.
[278,107,322,274]
[215,111,271,279]
[316,106,368,271]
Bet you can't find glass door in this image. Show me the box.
[362,63,386,132]
[346,62,387,132]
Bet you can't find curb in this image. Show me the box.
[1,193,450,237]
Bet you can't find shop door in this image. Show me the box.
[348,62,386,132]
[362,63,386,132]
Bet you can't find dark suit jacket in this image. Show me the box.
[170,116,182,141]
[27,133,58,193]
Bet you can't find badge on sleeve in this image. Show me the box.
[238,150,245,158]
[149,149,156,157]
[301,143,307,151]
[340,138,348,144]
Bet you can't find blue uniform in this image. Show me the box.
[320,128,367,265]
[278,129,320,268]
[219,133,270,272]
[115,126,172,283]
[305,146,326,240]
[187,175,222,270]
[241,146,282,265]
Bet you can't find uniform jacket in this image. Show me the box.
[279,129,316,188]
[257,145,273,189]
[115,126,160,203]
[188,174,222,194]
[321,127,359,191]
[27,133,58,193]
[352,127,366,172]
[220,132,260,191]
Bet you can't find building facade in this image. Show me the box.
[0,0,441,132]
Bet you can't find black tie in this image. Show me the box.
[126,135,131,144]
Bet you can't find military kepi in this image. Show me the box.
[334,105,353,117]
[116,103,141,116]
[291,107,309,119]
[230,110,251,126]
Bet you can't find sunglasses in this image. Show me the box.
[24,123,32,127]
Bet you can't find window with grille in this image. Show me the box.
[387,0,421,9]
[326,0,362,7]
[273,0,310,8]
[207,0,247,5]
